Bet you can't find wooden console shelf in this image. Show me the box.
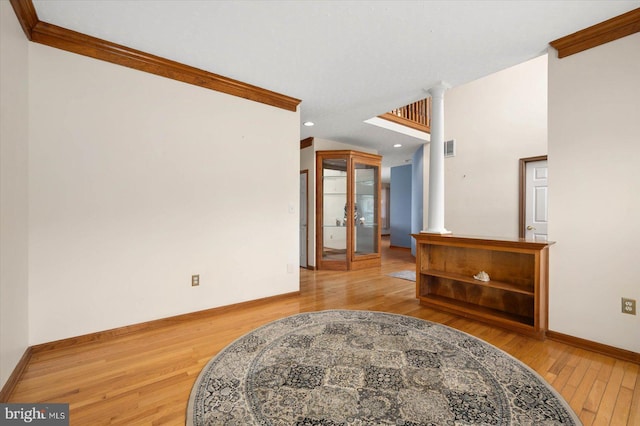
[412,234,553,339]
[422,270,535,296]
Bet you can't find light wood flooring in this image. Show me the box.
[7,237,639,425]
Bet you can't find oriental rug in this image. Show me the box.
[387,270,416,282]
[187,310,581,425]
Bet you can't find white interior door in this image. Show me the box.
[525,160,548,241]
[299,172,308,268]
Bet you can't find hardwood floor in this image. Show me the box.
[7,237,639,425]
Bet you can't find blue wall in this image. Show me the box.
[390,164,412,248]
[411,145,424,256]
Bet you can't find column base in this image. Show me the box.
[421,228,452,235]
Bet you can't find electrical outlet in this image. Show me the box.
[192,274,200,287]
[622,297,636,315]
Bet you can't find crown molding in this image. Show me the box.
[550,7,640,58]
[9,0,301,112]
[300,137,314,149]
[9,0,37,40]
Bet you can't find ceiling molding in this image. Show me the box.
[550,7,640,58]
[9,0,37,40]
[9,0,301,112]
[300,137,314,150]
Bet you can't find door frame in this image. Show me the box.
[519,155,547,238]
[300,169,309,269]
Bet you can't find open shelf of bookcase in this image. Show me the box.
[421,270,535,296]
[420,293,535,327]
[412,234,553,339]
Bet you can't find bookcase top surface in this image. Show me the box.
[412,233,555,250]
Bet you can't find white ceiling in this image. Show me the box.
[32,0,639,173]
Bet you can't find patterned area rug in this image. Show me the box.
[387,270,416,282]
[187,310,581,425]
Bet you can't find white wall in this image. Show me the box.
[444,55,548,238]
[28,44,300,344]
[548,34,640,352]
[0,0,30,389]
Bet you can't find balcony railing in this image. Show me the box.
[379,98,431,133]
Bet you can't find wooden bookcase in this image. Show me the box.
[412,233,553,339]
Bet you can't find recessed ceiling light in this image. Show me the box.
[303,121,315,127]
[393,143,402,148]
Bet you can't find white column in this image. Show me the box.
[424,82,451,234]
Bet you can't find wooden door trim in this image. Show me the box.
[300,170,309,269]
[315,155,322,269]
[519,155,547,238]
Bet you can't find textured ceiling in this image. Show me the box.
[32,0,639,173]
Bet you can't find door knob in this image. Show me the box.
[526,225,536,230]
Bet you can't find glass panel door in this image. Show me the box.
[322,158,348,261]
[353,161,379,257]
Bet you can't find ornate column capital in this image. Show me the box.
[426,81,451,99]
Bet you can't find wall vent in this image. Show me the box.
[444,139,455,158]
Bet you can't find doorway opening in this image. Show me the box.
[519,155,548,240]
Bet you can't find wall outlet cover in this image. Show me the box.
[622,297,636,315]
